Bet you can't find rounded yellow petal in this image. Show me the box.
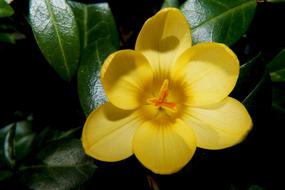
[172,42,239,106]
[82,103,142,162]
[101,50,153,110]
[133,117,196,174]
[182,97,252,150]
[135,8,192,81]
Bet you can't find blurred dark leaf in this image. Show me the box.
[34,126,81,150]
[0,170,13,181]
[267,48,285,82]
[267,0,285,2]
[20,139,96,190]
[248,184,266,190]
[69,1,119,116]
[0,0,14,18]
[162,0,179,8]
[0,23,14,30]
[234,50,272,124]
[29,0,80,81]
[0,32,16,43]
[14,119,35,161]
[49,127,81,141]
[242,71,272,120]
[0,124,15,169]
[15,134,35,160]
[231,53,265,101]
[181,0,256,46]
[147,175,160,190]
[272,84,285,113]
[0,117,35,163]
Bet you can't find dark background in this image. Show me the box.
[1,0,285,189]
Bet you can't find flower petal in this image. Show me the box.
[82,103,142,162]
[172,42,239,106]
[182,97,252,150]
[135,8,192,80]
[101,50,153,110]
[133,117,196,174]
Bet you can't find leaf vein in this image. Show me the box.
[44,0,71,79]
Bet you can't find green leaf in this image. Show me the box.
[0,124,15,169]
[267,48,285,82]
[162,0,180,8]
[69,1,119,116]
[29,0,80,81]
[20,139,96,190]
[181,0,256,46]
[0,0,14,18]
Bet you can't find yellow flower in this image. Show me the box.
[82,8,252,174]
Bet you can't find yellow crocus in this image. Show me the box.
[82,8,252,174]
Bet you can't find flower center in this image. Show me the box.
[147,79,177,112]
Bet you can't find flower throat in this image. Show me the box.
[147,79,177,112]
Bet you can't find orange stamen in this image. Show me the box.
[147,79,177,112]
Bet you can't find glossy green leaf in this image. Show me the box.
[0,0,14,18]
[162,0,179,8]
[267,48,285,82]
[181,0,256,45]
[69,1,119,116]
[0,124,15,169]
[29,0,80,81]
[20,139,96,190]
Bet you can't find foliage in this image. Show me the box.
[1,0,284,189]
[29,0,80,81]
[181,0,256,46]
[0,0,14,18]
